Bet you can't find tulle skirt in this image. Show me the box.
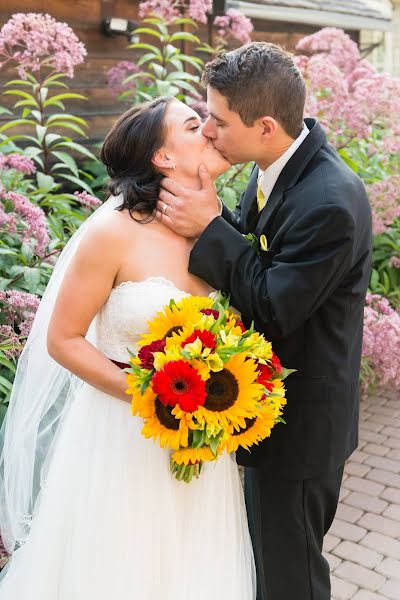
[0,383,256,599]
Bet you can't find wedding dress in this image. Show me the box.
[0,276,256,599]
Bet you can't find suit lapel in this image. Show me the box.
[254,119,327,237]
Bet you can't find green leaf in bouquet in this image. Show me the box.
[140,380,150,394]
[192,428,206,448]
[277,367,297,380]
[208,430,224,456]
[168,298,177,309]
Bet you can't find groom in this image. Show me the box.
[158,42,372,599]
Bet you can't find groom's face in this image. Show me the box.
[202,86,262,165]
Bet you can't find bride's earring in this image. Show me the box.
[166,156,176,171]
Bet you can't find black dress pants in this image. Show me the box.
[244,464,344,600]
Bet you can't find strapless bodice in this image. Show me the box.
[95,276,191,362]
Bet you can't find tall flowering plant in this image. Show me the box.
[295,28,400,393]
[0,13,97,190]
[107,1,253,103]
[126,293,291,483]
[0,13,102,413]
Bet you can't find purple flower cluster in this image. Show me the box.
[107,60,141,96]
[362,293,400,394]
[0,152,36,175]
[1,191,49,257]
[389,256,400,269]
[0,12,86,78]
[139,0,180,22]
[0,289,40,358]
[366,176,400,235]
[214,8,253,44]
[74,190,101,209]
[295,28,400,154]
[187,0,212,24]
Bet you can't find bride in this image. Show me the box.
[0,97,256,599]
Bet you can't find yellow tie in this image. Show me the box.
[257,180,266,212]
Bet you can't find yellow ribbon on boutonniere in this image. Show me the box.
[260,234,268,251]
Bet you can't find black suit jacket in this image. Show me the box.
[189,119,373,480]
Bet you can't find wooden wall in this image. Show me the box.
[0,1,358,146]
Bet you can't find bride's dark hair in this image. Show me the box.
[100,96,175,220]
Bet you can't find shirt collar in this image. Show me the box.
[258,123,310,200]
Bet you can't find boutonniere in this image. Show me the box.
[243,233,268,255]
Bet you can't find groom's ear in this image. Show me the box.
[259,116,278,139]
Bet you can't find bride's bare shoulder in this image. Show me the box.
[82,207,142,250]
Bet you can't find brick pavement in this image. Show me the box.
[324,389,400,600]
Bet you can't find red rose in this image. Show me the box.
[138,339,166,370]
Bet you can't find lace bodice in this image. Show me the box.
[95,277,191,362]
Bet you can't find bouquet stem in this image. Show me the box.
[170,460,203,483]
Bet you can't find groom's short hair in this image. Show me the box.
[202,42,306,139]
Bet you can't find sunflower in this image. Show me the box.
[138,297,209,347]
[193,353,264,430]
[224,405,278,453]
[131,385,189,450]
[171,446,220,465]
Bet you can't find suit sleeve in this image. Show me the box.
[221,203,240,230]
[189,204,355,340]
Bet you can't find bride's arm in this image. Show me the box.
[47,215,129,402]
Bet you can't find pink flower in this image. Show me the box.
[366,177,400,235]
[187,0,212,24]
[139,0,180,22]
[361,293,400,395]
[295,28,400,153]
[0,203,16,231]
[0,290,40,357]
[0,152,36,175]
[389,256,400,269]
[107,60,141,96]
[214,9,253,44]
[0,13,86,78]
[74,191,101,209]
[1,191,49,256]
[296,27,360,75]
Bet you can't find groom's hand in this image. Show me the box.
[157,165,222,238]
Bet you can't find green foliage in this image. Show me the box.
[369,221,400,307]
[1,72,97,190]
[120,16,206,103]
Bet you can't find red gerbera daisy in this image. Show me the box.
[152,360,206,412]
[181,329,217,350]
[138,339,166,370]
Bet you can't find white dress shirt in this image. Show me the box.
[258,124,310,205]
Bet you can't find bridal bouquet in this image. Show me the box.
[126,293,292,483]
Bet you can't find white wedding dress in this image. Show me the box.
[0,276,256,599]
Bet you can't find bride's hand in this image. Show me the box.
[157,165,222,237]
